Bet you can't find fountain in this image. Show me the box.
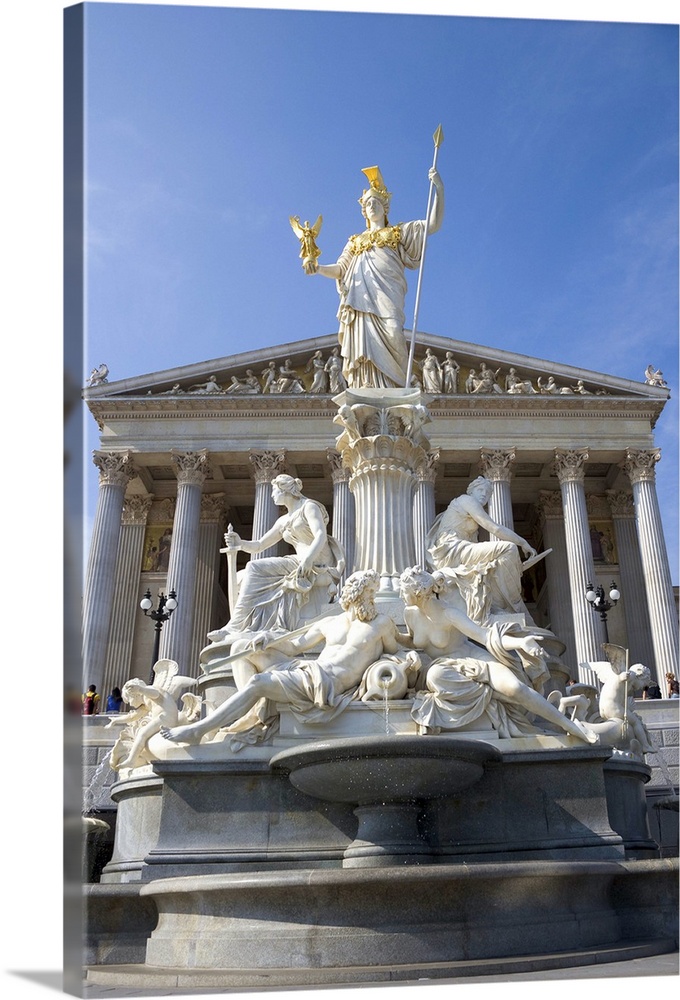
[271,735,502,866]
[87,377,678,982]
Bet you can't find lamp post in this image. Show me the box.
[139,589,178,682]
[585,580,620,644]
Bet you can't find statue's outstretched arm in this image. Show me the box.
[427,168,445,234]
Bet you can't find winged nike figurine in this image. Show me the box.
[289,214,323,272]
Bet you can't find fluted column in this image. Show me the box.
[553,449,605,681]
[83,451,137,692]
[159,450,211,673]
[327,449,355,586]
[606,489,656,671]
[335,392,430,596]
[414,450,440,569]
[188,493,229,676]
[249,450,286,558]
[479,448,515,529]
[102,494,154,698]
[621,449,679,679]
[536,491,576,669]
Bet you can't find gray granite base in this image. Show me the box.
[138,858,678,972]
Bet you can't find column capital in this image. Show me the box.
[121,494,154,525]
[606,489,636,518]
[553,448,589,485]
[416,449,441,484]
[200,492,229,523]
[621,448,661,485]
[249,449,287,484]
[171,449,211,486]
[326,448,351,485]
[536,490,563,519]
[92,450,137,488]
[479,447,515,483]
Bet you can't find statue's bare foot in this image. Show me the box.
[160,725,203,745]
[572,720,599,745]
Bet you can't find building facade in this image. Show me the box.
[83,332,677,697]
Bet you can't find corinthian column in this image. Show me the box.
[83,451,137,692]
[327,448,355,585]
[553,449,605,679]
[188,493,229,676]
[606,489,655,671]
[479,448,516,529]
[334,390,430,596]
[102,494,154,698]
[621,449,679,679]
[249,450,286,558]
[536,491,576,667]
[414,450,440,569]
[159,450,211,673]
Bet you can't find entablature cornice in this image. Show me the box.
[87,392,665,430]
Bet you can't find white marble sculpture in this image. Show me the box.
[325,347,348,393]
[573,646,657,755]
[505,368,537,394]
[109,661,200,771]
[537,376,560,394]
[305,350,329,393]
[86,363,109,387]
[426,476,539,625]
[441,352,460,394]
[305,164,444,389]
[271,359,305,393]
[261,361,278,392]
[420,348,443,393]
[226,370,262,394]
[399,567,597,743]
[359,650,422,702]
[644,364,668,388]
[162,569,405,745]
[466,363,503,394]
[187,375,224,394]
[206,474,345,644]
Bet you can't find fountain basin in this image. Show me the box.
[271,734,501,803]
[271,735,501,866]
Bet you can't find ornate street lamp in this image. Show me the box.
[139,589,178,682]
[585,580,620,644]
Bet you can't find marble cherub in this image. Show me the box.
[109,660,200,771]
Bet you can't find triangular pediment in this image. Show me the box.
[83,330,669,404]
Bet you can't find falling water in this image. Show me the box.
[83,747,114,814]
[653,751,678,801]
[380,678,390,735]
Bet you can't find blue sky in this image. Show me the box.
[81,1,678,582]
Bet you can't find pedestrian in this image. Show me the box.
[666,673,680,699]
[82,684,100,715]
[105,686,124,713]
